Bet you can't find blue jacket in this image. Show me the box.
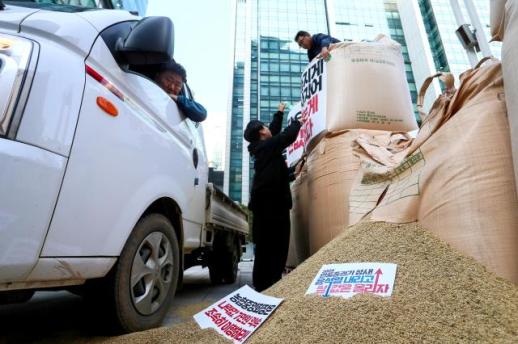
[308,33,341,61]
[176,95,207,122]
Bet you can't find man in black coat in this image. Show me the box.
[244,103,303,292]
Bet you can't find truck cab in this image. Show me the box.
[0,1,247,333]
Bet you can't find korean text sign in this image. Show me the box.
[306,263,397,298]
[286,102,303,166]
[300,58,327,150]
[194,285,283,343]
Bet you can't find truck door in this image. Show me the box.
[41,30,198,257]
[185,118,209,226]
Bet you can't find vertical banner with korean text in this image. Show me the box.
[300,57,327,149]
[286,102,303,166]
[306,263,397,298]
[194,285,283,343]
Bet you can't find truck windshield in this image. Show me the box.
[5,0,101,12]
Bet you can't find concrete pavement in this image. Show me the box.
[0,261,254,343]
[164,261,254,326]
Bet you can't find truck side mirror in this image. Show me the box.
[116,16,174,65]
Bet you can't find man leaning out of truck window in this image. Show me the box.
[155,61,208,122]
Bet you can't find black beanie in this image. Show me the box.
[244,120,265,142]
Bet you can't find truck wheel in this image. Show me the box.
[222,240,240,284]
[209,233,241,285]
[100,214,180,333]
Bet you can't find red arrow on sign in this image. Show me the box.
[373,268,383,289]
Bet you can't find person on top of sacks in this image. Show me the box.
[294,30,340,61]
[244,102,304,292]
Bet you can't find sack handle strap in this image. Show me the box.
[417,72,454,121]
[474,56,495,69]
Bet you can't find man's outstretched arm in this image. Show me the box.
[268,102,286,135]
[176,95,208,122]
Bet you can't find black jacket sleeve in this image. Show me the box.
[288,165,296,182]
[268,111,283,136]
[269,120,302,154]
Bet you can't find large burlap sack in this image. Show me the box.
[349,69,456,223]
[491,0,507,41]
[326,35,417,132]
[502,0,518,198]
[350,60,518,283]
[306,131,361,255]
[307,129,410,255]
[287,166,310,268]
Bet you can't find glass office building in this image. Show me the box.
[225,0,329,203]
[418,0,499,76]
[399,0,500,108]
[225,0,422,204]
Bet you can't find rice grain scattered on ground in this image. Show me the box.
[95,221,518,344]
[249,221,518,343]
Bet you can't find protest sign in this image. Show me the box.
[286,102,303,166]
[194,285,283,343]
[306,263,397,298]
[300,58,327,149]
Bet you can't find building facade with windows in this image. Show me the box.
[225,0,422,204]
[399,0,501,108]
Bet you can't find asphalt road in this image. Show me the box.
[0,261,254,344]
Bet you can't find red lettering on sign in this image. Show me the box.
[218,300,240,317]
[234,312,253,325]
[221,322,251,342]
[247,316,262,328]
[307,94,319,115]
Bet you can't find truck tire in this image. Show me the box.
[209,232,241,285]
[91,214,180,333]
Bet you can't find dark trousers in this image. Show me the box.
[252,207,290,292]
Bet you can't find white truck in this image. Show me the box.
[0,1,248,333]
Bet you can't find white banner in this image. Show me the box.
[306,263,397,298]
[193,285,283,343]
[300,58,327,149]
[286,102,303,167]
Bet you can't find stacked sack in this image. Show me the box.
[494,0,518,198]
[288,35,417,267]
[326,35,417,132]
[286,162,310,268]
[349,58,518,283]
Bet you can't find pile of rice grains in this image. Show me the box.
[100,222,518,343]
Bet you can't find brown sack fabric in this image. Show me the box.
[326,35,417,132]
[350,61,518,283]
[349,70,457,223]
[502,0,518,198]
[306,130,409,255]
[306,131,362,255]
[287,165,310,268]
[490,0,507,41]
